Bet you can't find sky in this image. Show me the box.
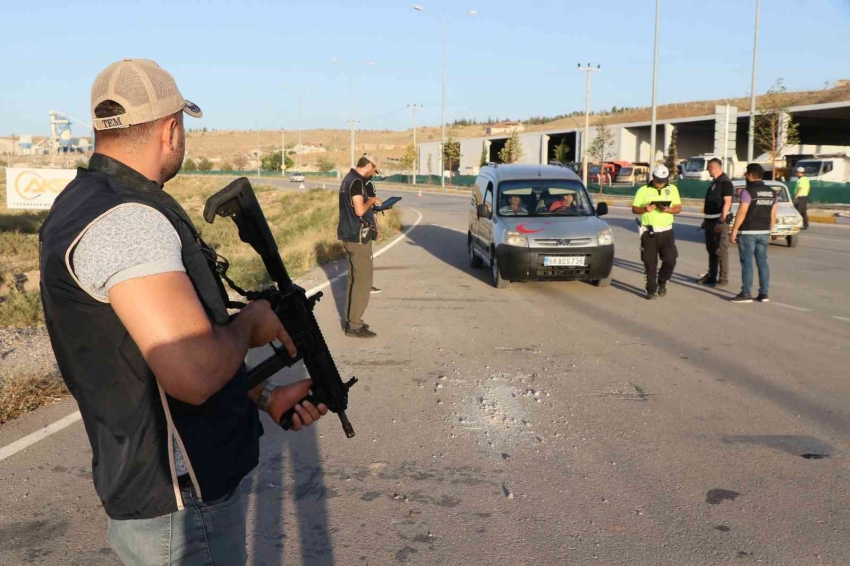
[2,0,849,137]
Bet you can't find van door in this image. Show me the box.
[470,175,484,247]
[480,181,495,257]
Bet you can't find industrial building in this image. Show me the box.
[416,100,850,176]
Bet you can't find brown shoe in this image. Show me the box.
[345,325,377,338]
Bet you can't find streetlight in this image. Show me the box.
[408,104,423,184]
[414,4,477,191]
[331,59,375,168]
[649,0,660,165]
[282,85,315,171]
[577,64,601,188]
[747,0,761,162]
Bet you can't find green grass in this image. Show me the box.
[0,175,403,328]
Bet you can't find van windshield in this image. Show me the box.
[795,161,822,176]
[685,158,705,172]
[497,180,595,217]
[619,167,633,176]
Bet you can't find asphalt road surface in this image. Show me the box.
[2,185,850,566]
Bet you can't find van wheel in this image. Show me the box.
[593,276,612,288]
[787,235,799,248]
[491,253,510,289]
[469,237,483,268]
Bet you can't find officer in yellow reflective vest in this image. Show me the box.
[793,166,810,230]
[632,165,682,300]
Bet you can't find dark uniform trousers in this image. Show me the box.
[704,219,730,282]
[641,230,678,294]
[794,196,809,228]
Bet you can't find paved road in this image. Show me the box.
[1,186,849,565]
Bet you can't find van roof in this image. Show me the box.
[480,164,582,183]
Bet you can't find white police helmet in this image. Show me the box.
[652,164,670,179]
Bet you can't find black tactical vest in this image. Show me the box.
[39,154,262,520]
[338,168,367,242]
[739,181,775,233]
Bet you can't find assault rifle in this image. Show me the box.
[203,178,357,438]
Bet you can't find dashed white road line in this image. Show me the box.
[832,316,850,323]
[0,411,82,463]
[772,302,812,312]
[0,210,426,464]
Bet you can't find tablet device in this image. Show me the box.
[652,200,672,208]
[373,196,402,212]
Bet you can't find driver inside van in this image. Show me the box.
[549,192,578,212]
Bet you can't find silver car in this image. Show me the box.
[468,164,614,289]
[730,180,803,248]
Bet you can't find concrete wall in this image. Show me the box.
[460,139,485,175]
[518,133,543,165]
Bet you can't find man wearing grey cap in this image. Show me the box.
[39,59,326,565]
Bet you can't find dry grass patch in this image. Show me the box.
[0,373,68,425]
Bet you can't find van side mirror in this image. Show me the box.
[596,202,609,216]
[477,204,489,218]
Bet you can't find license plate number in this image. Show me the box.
[544,256,585,267]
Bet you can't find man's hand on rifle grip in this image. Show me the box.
[265,379,329,430]
[237,299,297,357]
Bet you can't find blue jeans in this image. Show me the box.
[107,482,248,566]
[738,233,770,296]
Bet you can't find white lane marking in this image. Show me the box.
[432,224,466,234]
[0,411,82,463]
[772,302,811,312]
[305,208,424,296]
[833,316,850,323]
[0,211,426,463]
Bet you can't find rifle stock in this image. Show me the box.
[204,177,357,438]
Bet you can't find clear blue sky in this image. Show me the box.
[2,0,849,137]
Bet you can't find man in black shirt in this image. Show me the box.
[697,158,733,286]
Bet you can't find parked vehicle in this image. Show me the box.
[616,165,649,185]
[683,154,746,181]
[729,180,803,248]
[289,172,306,182]
[792,154,850,183]
[468,164,615,289]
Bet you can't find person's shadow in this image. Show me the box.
[244,348,336,566]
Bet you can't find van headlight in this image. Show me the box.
[504,231,528,247]
[598,227,614,246]
[782,215,802,226]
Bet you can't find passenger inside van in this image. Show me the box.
[499,194,529,215]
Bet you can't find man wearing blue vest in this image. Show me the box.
[338,154,382,337]
[730,163,777,303]
[39,60,326,565]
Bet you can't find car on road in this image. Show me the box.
[730,180,803,247]
[289,172,306,183]
[468,164,614,289]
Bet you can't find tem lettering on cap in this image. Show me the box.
[102,117,123,128]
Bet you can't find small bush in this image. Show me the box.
[0,373,68,425]
[0,288,44,328]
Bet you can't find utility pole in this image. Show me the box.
[649,0,660,165]
[348,120,359,169]
[408,104,422,185]
[281,130,286,176]
[747,0,761,162]
[578,64,601,188]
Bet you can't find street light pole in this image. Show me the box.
[281,129,285,176]
[414,5,476,192]
[747,0,761,162]
[649,0,660,165]
[578,64,601,188]
[409,104,422,185]
[349,120,359,169]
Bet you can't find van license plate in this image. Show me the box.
[544,256,585,267]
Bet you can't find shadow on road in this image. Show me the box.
[612,257,736,299]
[244,353,336,566]
[604,216,707,245]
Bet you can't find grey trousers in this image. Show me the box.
[344,240,373,330]
[107,482,248,566]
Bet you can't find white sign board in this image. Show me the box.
[5,168,77,210]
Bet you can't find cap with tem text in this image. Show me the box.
[91,59,202,130]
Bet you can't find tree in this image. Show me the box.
[198,157,213,171]
[317,157,336,174]
[755,79,801,177]
[219,162,234,172]
[480,141,489,167]
[588,118,615,164]
[498,130,524,164]
[233,154,248,170]
[261,151,282,172]
[400,143,417,182]
[183,158,198,172]
[553,139,571,164]
[664,127,679,180]
[442,135,461,186]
